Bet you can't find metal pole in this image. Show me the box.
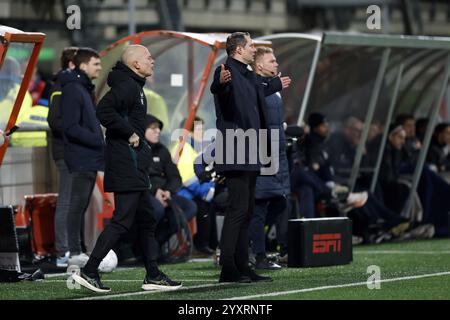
[349,48,391,192]
[128,0,136,35]
[297,40,322,126]
[401,53,450,217]
[370,63,404,193]
[382,4,390,34]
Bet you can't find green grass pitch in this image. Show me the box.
[1,239,449,300]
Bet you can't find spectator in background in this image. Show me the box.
[0,57,33,131]
[28,65,51,106]
[378,123,450,237]
[47,47,78,267]
[368,120,383,143]
[0,129,8,147]
[415,117,429,143]
[143,115,197,243]
[378,124,409,214]
[60,48,104,268]
[395,113,421,166]
[326,116,363,180]
[171,117,216,256]
[427,122,450,172]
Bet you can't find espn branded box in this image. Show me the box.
[288,217,352,268]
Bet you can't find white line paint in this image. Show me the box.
[74,282,232,300]
[45,273,69,279]
[44,267,140,279]
[46,279,214,282]
[354,250,450,254]
[224,271,450,300]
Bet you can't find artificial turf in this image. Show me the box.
[0,239,449,300]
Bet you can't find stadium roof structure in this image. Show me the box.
[258,31,450,217]
[0,25,46,166]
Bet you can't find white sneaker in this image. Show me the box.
[68,253,89,268]
[347,191,368,208]
[57,251,70,268]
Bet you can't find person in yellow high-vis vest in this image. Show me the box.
[10,102,49,147]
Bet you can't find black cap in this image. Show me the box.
[308,112,328,129]
[144,114,163,130]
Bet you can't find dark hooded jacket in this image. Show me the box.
[427,136,450,172]
[254,76,290,199]
[144,114,182,195]
[96,61,152,192]
[302,131,334,183]
[210,57,282,173]
[47,70,65,161]
[60,69,104,172]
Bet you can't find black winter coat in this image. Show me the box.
[302,132,334,183]
[147,142,182,195]
[47,70,65,161]
[96,61,153,192]
[427,138,450,172]
[210,57,282,173]
[60,69,104,172]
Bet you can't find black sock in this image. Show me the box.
[256,253,266,262]
[83,256,102,276]
[145,261,160,278]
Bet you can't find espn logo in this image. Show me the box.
[312,233,341,254]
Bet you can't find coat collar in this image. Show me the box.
[227,57,252,76]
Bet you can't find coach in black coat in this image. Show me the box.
[96,61,152,192]
[211,58,282,174]
[80,45,181,291]
[210,32,290,284]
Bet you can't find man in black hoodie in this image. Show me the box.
[60,48,105,268]
[73,45,181,293]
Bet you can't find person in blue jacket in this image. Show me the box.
[248,47,290,270]
[60,48,104,268]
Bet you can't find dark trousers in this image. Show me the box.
[291,166,330,218]
[250,196,287,257]
[220,171,258,271]
[87,189,158,274]
[54,159,73,255]
[67,171,96,254]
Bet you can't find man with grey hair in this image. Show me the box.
[72,45,181,293]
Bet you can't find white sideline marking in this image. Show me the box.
[224,271,450,300]
[74,282,232,300]
[354,250,450,254]
[44,267,140,279]
[45,273,69,279]
[46,279,213,282]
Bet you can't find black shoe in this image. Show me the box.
[142,272,182,291]
[242,267,273,282]
[71,270,110,293]
[194,246,215,257]
[219,266,251,283]
[255,257,282,270]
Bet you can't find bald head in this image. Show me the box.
[121,45,154,78]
